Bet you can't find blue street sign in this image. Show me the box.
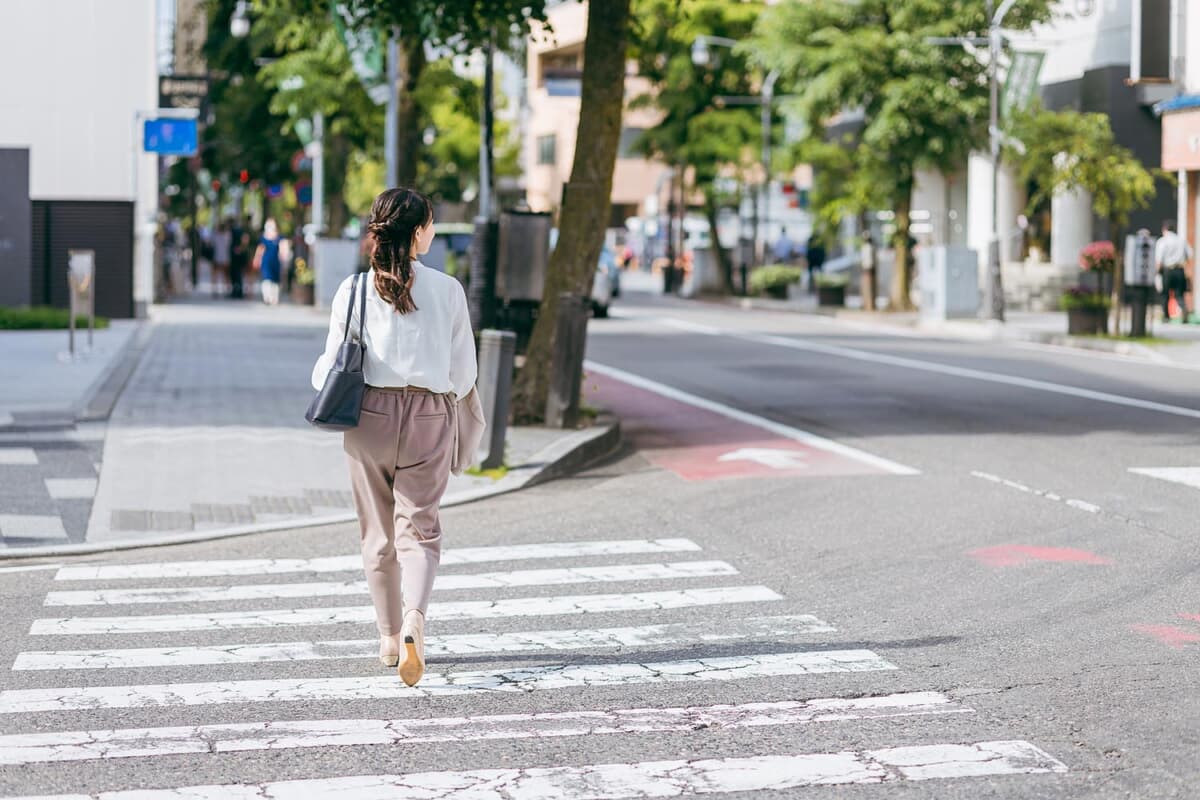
[143,119,198,156]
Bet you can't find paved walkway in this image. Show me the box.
[0,294,613,555]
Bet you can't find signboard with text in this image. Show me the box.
[143,119,198,156]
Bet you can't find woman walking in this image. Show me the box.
[311,188,478,686]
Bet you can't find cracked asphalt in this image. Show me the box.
[1,289,1199,798]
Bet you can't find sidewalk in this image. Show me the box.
[711,292,1200,368]
[0,295,618,557]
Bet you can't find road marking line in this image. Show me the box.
[655,316,1200,421]
[584,360,919,476]
[12,614,836,671]
[0,564,62,575]
[0,692,966,766]
[0,448,38,465]
[42,560,740,607]
[43,478,98,500]
[29,585,783,635]
[0,514,68,539]
[1129,467,1200,490]
[970,471,1101,514]
[52,538,703,581]
[0,650,897,714]
[0,740,1064,796]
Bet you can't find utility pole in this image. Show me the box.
[384,31,398,187]
[759,69,779,267]
[985,0,1007,322]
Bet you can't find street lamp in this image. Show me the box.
[691,35,779,267]
[230,1,250,38]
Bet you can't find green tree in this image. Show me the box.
[750,0,1052,310]
[511,0,633,423]
[630,0,763,294]
[1006,104,1159,325]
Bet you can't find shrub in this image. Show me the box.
[813,272,850,289]
[1079,241,1116,273]
[293,257,314,286]
[1059,288,1110,311]
[0,306,112,330]
[749,264,803,294]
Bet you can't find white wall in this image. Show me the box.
[1027,0,1133,85]
[0,0,158,201]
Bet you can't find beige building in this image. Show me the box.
[523,1,669,227]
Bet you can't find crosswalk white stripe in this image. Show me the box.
[52,538,703,581]
[13,614,835,671]
[29,585,782,636]
[0,650,896,714]
[0,692,967,766]
[0,741,1067,798]
[42,561,740,607]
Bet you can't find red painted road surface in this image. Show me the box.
[967,545,1114,568]
[583,370,896,482]
[1131,623,1200,649]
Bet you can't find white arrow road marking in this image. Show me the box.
[718,448,810,469]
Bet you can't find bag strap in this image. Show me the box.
[342,273,359,343]
[358,270,367,341]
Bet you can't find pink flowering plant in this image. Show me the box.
[1079,240,1116,273]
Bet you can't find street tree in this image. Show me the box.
[261,0,550,186]
[629,0,763,294]
[1006,104,1159,325]
[510,0,633,423]
[750,0,1052,310]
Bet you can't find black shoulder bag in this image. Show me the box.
[305,273,368,430]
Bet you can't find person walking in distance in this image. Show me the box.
[254,218,284,305]
[1156,219,1193,322]
[211,220,232,298]
[805,232,826,293]
[311,188,479,686]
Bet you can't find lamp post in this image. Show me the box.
[691,35,779,267]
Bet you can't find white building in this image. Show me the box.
[0,0,160,318]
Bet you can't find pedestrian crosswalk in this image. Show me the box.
[1,535,1069,798]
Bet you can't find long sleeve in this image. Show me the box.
[448,280,478,399]
[311,277,352,390]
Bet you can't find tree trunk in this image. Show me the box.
[704,192,733,294]
[890,183,914,311]
[1110,220,1124,335]
[395,32,426,187]
[325,131,350,238]
[861,213,877,311]
[510,0,631,424]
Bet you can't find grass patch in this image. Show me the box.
[1077,334,1183,346]
[465,464,509,480]
[0,306,111,330]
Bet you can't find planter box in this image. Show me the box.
[763,285,791,300]
[817,285,846,307]
[291,283,315,306]
[1067,307,1107,335]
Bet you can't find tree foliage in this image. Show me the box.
[750,0,1054,309]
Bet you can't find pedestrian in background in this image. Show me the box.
[229,217,250,299]
[1156,219,1193,322]
[773,228,795,264]
[310,187,479,687]
[805,232,826,292]
[254,218,284,306]
[211,220,232,298]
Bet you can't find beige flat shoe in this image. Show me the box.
[378,633,400,668]
[398,610,425,686]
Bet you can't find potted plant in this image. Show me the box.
[1078,240,1116,294]
[291,256,315,305]
[1060,287,1110,335]
[814,272,849,307]
[749,264,803,300]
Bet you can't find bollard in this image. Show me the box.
[545,293,590,429]
[1130,285,1149,338]
[477,328,516,470]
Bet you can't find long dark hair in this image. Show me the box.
[367,187,433,314]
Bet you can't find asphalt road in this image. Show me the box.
[1,287,1199,798]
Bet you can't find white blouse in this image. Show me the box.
[310,264,478,398]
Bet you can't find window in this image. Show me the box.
[537,135,556,166]
[618,127,646,159]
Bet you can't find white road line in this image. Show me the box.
[0,650,897,714]
[52,538,703,581]
[0,564,62,575]
[29,586,783,636]
[12,614,835,671]
[583,360,919,476]
[0,692,965,766]
[42,561,739,607]
[0,448,38,465]
[0,741,1065,797]
[1129,467,1200,490]
[969,471,1102,514]
[654,316,1200,421]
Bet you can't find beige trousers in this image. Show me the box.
[344,386,453,635]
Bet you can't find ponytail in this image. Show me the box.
[365,188,433,314]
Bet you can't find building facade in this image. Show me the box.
[0,0,160,318]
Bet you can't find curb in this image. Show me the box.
[0,416,621,561]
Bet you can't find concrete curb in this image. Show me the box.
[0,415,621,561]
